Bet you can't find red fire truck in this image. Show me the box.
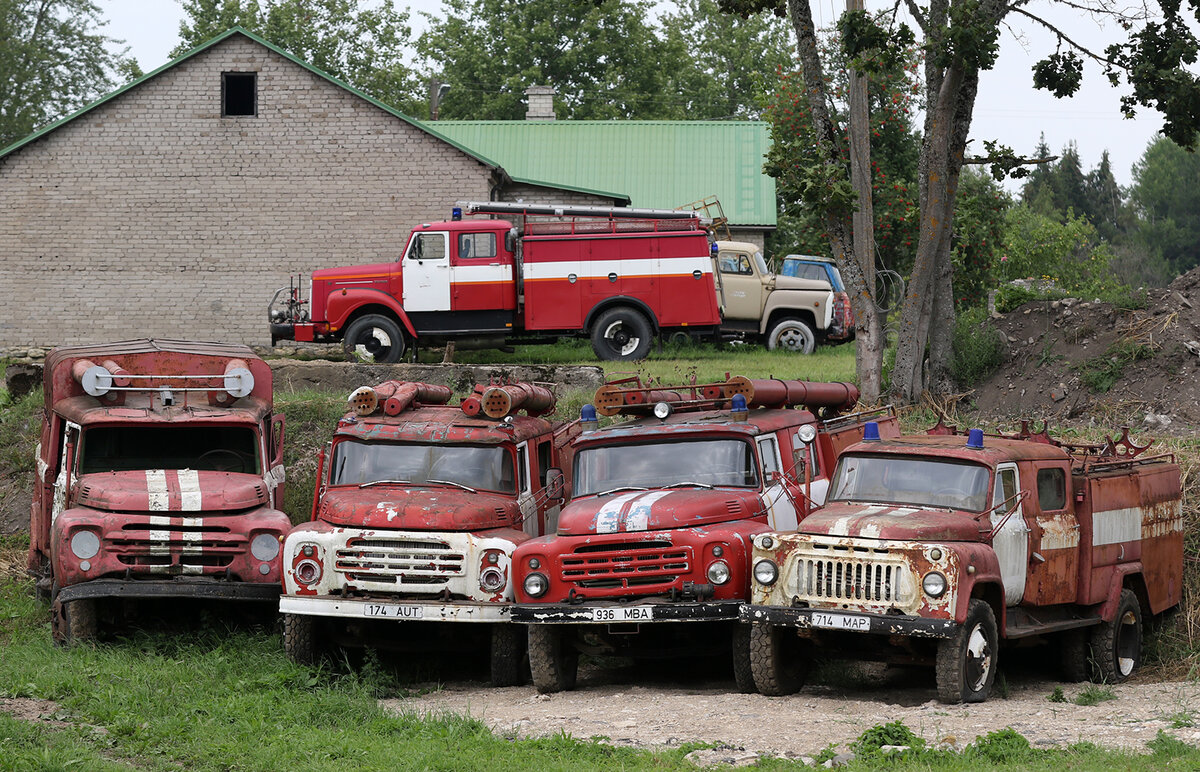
[268,201,722,362]
[743,422,1184,702]
[279,380,579,685]
[509,376,898,693]
[29,340,291,643]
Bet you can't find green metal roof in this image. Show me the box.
[429,121,777,227]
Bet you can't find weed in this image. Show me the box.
[1037,338,1065,367]
[1147,729,1194,758]
[1166,709,1196,728]
[1073,340,1155,393]
[1047,686,1067,703]
[1074,684,1118,706]
[812,742,839,764]
[951,307,1004,387]
[851,720,926,757]
[965,727,1036,764]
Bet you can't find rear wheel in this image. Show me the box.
[50,584,97,646]
[1089,589,1142,683]
[1059,629,1090,683]
[528,625,578,693]
[766,317,816,354]
[489,624,527,687]
[343,314,406,363]
[590,307,652,361]
[936,599,998,703]
[749,623,809,696]
[283,613,324,666]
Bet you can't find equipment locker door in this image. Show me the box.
[1022,463,1079,605]
[403,231,450,312]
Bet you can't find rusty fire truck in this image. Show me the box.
[29,340,290,643]
[742,421,1184,703]
[268,201,722,362]
[510,376,898,693]
[279,380,579,685]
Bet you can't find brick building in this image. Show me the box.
[0,28,622,348]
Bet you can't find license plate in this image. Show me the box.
[591,606,654,622]
[363,603,423,619]
[811,611,870,631]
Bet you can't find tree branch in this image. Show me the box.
[1009,6,1111,63]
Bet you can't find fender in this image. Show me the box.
[950,543,1006,626]
[759,289,832,334]
[583,296,660,333]
[325,289,417,339]
[1098,562,1144,622]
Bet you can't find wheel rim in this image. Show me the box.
[603,321,640,357]
[775,325,812,352]
[1116,609,1139,676]
[965,623,992,692]
[353,326,394,360]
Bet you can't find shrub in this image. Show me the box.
[951,306,1004,387]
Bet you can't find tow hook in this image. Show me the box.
[680,581,715,601]
[567,588,584,605]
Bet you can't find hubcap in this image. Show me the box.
[965,623,992,692]
[1117,609,1138,676]
[354,327,393,360]
[603,321,639,356]
[777,327,810,352]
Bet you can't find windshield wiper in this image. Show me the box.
[595,485,649,497]
[664,481,714,489]
[359,479,411,488]
[426,478,477,493]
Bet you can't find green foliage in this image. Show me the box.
[0,390,40,479]
[275,390,347,524]
[1047,686,1067,703]
[1166,710,1196,728]
[950,306,1003,388]
[951,167,1011,308]
[965,727,1035,764]
[850,720,926,757]
[1130,136,1200,275]
[174,0,422,115]
[1033,51,1084,98]
[1073,684,1118,706]
[999,205,1131,302]
[0,0,142,147]
[1073,341,1155,394]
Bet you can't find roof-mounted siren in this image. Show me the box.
[966,428,985,449]
[462,382,556,419]
[720,376,859,414]
[347,381,453,416]
[863,421,882,442]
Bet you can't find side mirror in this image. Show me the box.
[545,467,565,502]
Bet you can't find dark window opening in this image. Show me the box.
[80,426,260,475]
[223,72,257,116]
[1037,467,1067,511]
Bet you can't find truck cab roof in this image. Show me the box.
[579,407,818,446]
[843,434,1069,467]
[335,404,556,445]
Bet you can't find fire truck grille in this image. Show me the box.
[561,541,692,589]
[796,557,906,603]
[335,537,466,584]
[110,523,239,571]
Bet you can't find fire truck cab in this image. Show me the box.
[743,422,1184,703]
[279,380,579,685]
[510,376,897,693]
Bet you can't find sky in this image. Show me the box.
[98,0,1168,189]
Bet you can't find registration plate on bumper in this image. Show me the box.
[590,606,655,622]
[363,603,423,619]
[811,611,870,632]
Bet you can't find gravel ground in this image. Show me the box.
[383,661,1200,759]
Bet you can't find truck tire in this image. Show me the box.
[935,599,998,703]
[283,613,323,666]
[749,623,809,696]
[766,318,816,354]
[343,314,406,363]
[732,623,756,693]
[49,584,98,646]
[528,625,578,693]
[590,307,652,361]
[1089,589,1142,683]
[490,624,527,687]
[1059,629,1091,682]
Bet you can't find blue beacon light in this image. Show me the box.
[580,404,597,422]
[451,207,463,221]
[862,421,881,442]
[966,428,985,449]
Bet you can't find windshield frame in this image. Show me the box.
[77,422,263,476]
[828,452,993,513]
[327,438,517,495]
[572,437,760,497]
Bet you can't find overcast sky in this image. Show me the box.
[99,0,1169,189]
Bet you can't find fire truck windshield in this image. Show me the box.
[79,426,260,475]
[829,454,990,512]
[329,440,515,493]
[574,439,758,496]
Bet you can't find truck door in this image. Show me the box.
[1022,463,1079,605]
[535,440,559,535]
[516,442,537,537]
[716,249,764,321]
[758,435,798,530]
[52,422,81,526]
[402,231,450,312]
[991,462,1029,605]
[450,230,512,312]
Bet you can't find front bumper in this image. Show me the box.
[512,599,742,624]
[56,578,282,603]
[740,604,957,638]
[280,594,510,623]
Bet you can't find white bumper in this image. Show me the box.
[279,594,510,623]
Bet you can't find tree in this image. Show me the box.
[0,0,141,147]
[174,0,422,115]
[722,0,1200,403]
[1130,136,1200,274]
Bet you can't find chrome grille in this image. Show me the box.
[336,537,465,585]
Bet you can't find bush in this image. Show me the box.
[951,307,1004,387]
[1073,340,1154,393]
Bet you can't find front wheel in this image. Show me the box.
[732,623,756,693]
[490,624,527,687]
[283,613,324,666]
[50,583,98,646]
[766,318,816,354]
[1089,589,1142,683]
[749,623,809,696]
[590,307,653,361]
[343,314,406,363]
[528,625,578,693]
[935,599,998,703]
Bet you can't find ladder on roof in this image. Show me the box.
[677,195,730,240]
[457,200,709,222]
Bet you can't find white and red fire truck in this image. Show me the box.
[268,202,722,361]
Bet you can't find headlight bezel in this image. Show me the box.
[70,529,101,560]
[753,559,778,586]
[523,572,549,598]
[922,571,947,598]
[706,560,731,585]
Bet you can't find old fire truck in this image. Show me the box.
[268,201,722,362]
[510,376,898,693]
[29,340,290,643]
[742,422,1184,703]
[279,380,579,685]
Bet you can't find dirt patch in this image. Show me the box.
[385,664,1200,758]
[0,471,32,535]
[970,267,1200,429]
[0,698,70,728]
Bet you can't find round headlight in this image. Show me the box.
[70,530,100,560]
[251,533,280,561]
[759,535,774,550]
[929,547,943,561]
[706,560,731,585]
[922,571,947,598]
[523,572,549,598]
[653,402,673,419]
[480,567,505,592]
[797,423,818,444]
[753,559,778,586]
[295,559,322,586]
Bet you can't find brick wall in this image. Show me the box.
[0,34,498,347]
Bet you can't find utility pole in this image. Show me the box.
[847,0,875,311]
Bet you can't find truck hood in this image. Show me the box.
[318,486,517,531]
[75,470,268,513]
[773,275,832,292]
[312,262,393,284]
[799,502,983,542]
[557,488,764,536]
